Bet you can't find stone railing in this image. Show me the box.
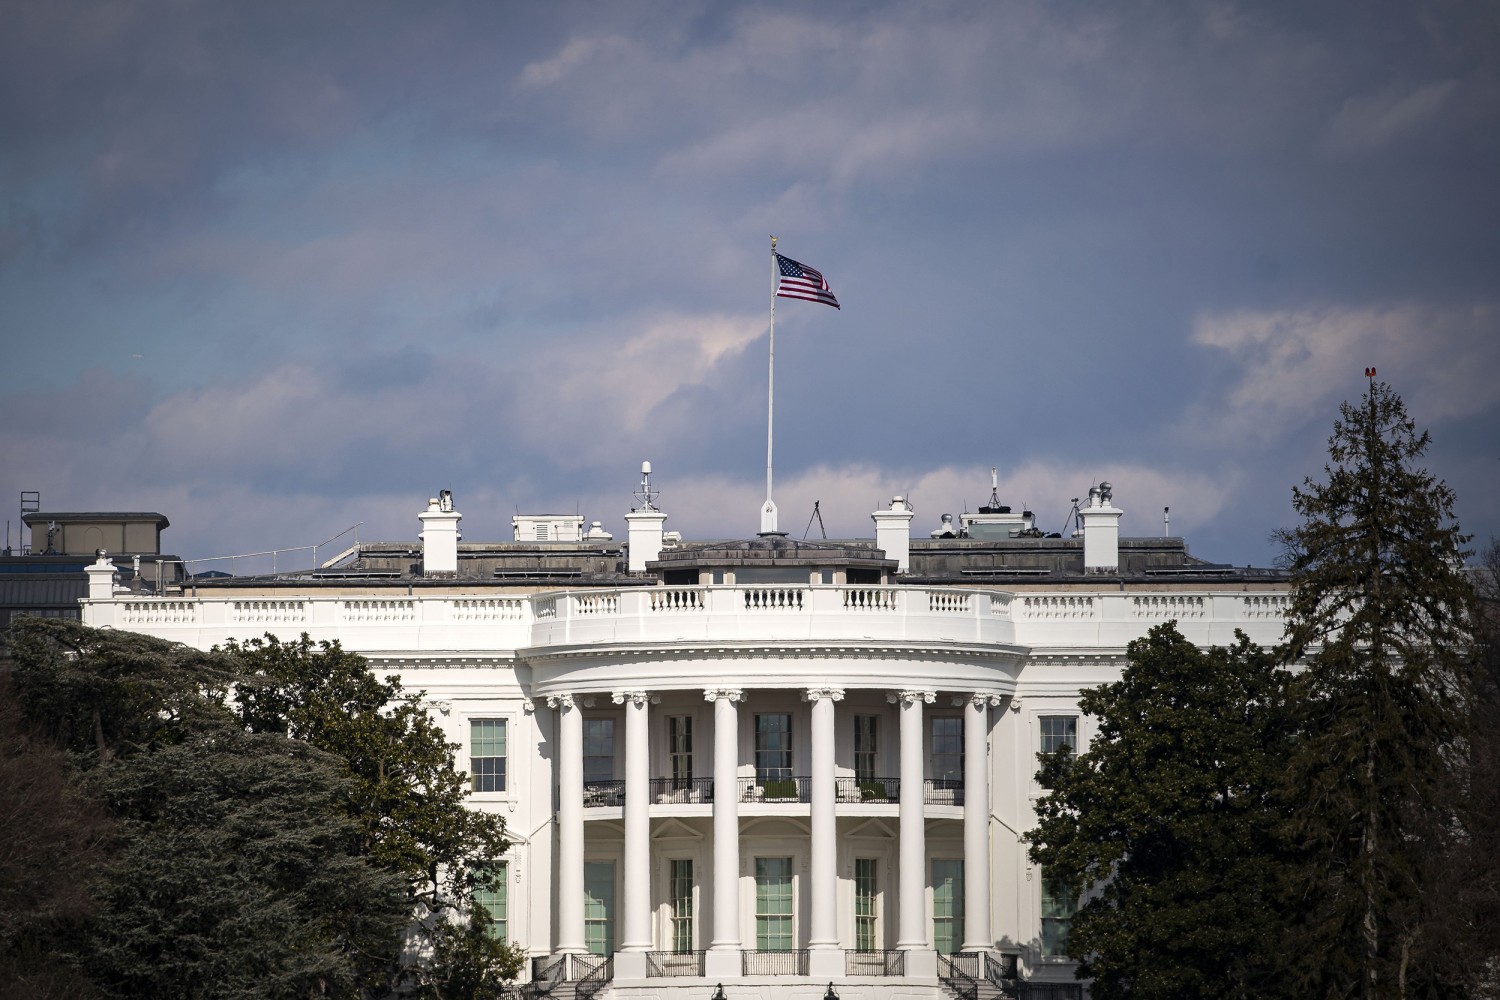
[82,586,1289,655]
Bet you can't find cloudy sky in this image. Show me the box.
[3,1,1497,568]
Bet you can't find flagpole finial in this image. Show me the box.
[770,235,777,251]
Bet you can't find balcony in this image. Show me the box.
[741,950,809,976]
[580,776,964,810]
[649,777,714,804]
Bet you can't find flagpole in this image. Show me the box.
[763,235,778,534]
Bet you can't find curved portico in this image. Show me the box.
[529,623,1020,976]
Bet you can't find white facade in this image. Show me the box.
[81,494,1292,998]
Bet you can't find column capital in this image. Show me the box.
[887,689,936,706]
[612,690,659,706]
[801,687,845,703]
[953,693,1004,709]
[546,693,576,711]
[704,687,745,703]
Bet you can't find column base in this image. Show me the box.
[901,948,939,979]
[808,947,845,978]
[704,947,742,978]
[612,951,650,982]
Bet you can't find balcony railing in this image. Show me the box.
[835,776,899,803]
[583,776,961,809]
[846,950,906,976]
[646,951,706,977]
[742,950,810,976]
[739,776,809,803]
[649,777,714,803]
[925,777,965,806]
[582,780,625,807]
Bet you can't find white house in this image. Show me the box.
[81,475,1291,999]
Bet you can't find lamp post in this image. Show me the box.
[824,984,839,1000]
[710,985,726,1000]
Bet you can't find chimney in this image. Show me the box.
[625,460,667,573]
[418,490,462,577]
[1079,482,1123,573]
[872,495,916,573]
[86,549,118,600]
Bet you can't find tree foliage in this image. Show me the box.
[3,619,517,999]
[1276,380,1477,1000]
[227,635,512,913]
[1028,623,1291,1000]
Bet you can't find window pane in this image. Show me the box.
[584,861,615,956]
[670,859,693,953]
[1041,874,1075,958]
[670,716,693,786]
[755,714,792,782]
[1040,716,1078,756]
[932,859,965,955]
[854,858,878,951]
[470,719,507,793]
[584,719,615,783]
[854,716,878,781]
[931,717,963,783]
[473,862,508,941]
[755,857,794,952]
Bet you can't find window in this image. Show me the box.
[755,857,794,951]
[670,859,694,952]
[755,714,792,784]
[1040,716,1078,758]
[854,858,879,951]
[1041,874,1075,958]
[584,719,615,783]
[932,859,965,955]
[669,716,693,788]
[584,861,615,956]
[473,862,508,941]
[931,717,963,784]
[470,719,507,793]
[854,715,879,781]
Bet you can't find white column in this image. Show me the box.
[705,688,745,974]
[805,687,844,972]
[960,693,999,952]
[892,689,935,951]
[616,691,653,952]
[550,694,585,954]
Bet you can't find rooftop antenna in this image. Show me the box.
[634,460,660,512]
[1163,506,1170,537]
[987,466,1002,509]
[803,500,826,540]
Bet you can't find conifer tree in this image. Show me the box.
[1277,378,1476,1000]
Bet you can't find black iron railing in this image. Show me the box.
[739,776,810,803]
[835,776,901,803]
[646,951,706,976]
[582,780,625,807]
[742,949,810,976]
[1018,984,1083,1000]
[925,777,966,805]
[845,949,905,976]
[987,951,1021,997]
[524,954,568,1000]
[939,953,979,1000]
[576,956,612,1000]
[949,951,982,979]
[648,777,715,803]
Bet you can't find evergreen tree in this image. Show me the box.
[1277,379,1476,1000]
[1028,623,1291,1000]
[227,635,516,989]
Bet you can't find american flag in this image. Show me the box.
[775,253,840,309]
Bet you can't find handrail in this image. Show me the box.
[939,953,978,1000]
[576,956,612,1000]
[846,949,905,976]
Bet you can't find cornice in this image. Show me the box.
[518,639,1027,666]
